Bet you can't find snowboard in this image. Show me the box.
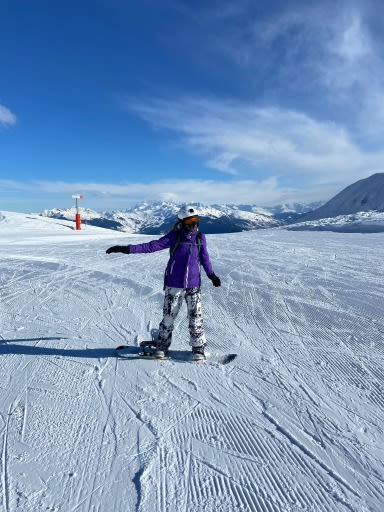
[116,341,169,360]
[116,341,237,365]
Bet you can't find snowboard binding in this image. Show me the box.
[139,340,158,357]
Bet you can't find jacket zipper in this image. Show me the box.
[185,242,193,288]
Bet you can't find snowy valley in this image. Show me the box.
[0,211,383,511]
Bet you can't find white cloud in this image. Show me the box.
[205,152,239,175]
[32,177,288,205]
[359,90,384,141]
[335,11,371,62]
[0,177,335,210]
[127,96,384,184]
[318,9,378,97]
[0,104,17,126]
[213,2,381,101]
[121,3,384,185]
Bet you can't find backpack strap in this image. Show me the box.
[170,230,202,256]
[196,231,202,252]
[170,229,182,256]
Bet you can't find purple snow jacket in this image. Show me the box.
[129,228,214,289]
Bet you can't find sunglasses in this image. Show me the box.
[183,216,199,226]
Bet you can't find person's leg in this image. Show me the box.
[157,287,184,350]
[185,288,206,348]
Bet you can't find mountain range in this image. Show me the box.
[40,201,320,234]
[39,173,384,234]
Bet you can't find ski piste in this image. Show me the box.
[116,342,237,365]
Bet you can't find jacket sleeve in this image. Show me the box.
[129,231,176,254]
[199,233,214,277]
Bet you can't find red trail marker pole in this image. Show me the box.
[72,195,84,230]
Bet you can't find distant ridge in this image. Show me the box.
[300,173,384,222]
[39,201,323,234]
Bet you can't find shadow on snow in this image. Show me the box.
[0,338,137,359]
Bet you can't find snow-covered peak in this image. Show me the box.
[300,173,384,222]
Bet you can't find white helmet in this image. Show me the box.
[177,205,199,220]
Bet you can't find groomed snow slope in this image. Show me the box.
[0,212,383,512]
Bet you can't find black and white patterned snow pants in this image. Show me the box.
[157,287,206,349]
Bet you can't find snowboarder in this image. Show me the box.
[106,205,221,361]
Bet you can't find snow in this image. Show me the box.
[286,210,384,233]
[1,211,384,511]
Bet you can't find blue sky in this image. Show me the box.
[1,0,384,212]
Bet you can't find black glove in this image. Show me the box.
[106,245,130,254]
[209,273,221,287]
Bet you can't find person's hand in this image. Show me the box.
[106,245,130,254]
[209,273,221,287]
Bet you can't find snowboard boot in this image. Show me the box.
[154,344,169,360]
[192,345,206,362]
